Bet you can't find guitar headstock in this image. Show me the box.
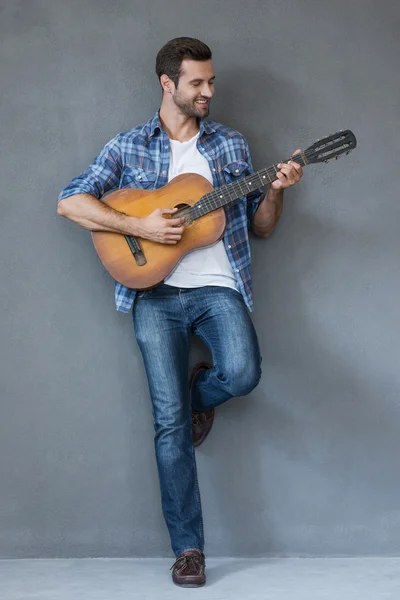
[305,130,357,164]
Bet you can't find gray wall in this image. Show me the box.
[1,0,399,558]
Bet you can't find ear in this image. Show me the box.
[160,74,173,94]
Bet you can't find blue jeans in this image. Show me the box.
[132,284,262,556]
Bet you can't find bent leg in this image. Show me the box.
[189,287,262,411]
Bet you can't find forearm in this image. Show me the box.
[57,193,142,236]
[252,187,283,238]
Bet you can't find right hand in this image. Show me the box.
[139,208,186,244]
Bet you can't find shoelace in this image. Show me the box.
[192,411,206,428]
[170,554,203,572]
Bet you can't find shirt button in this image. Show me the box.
[137,175,142,180]
[162,171,167,176]
[235,169,239,173]
[165,145,168,149]
[228,245,231,249]
[212,168,216,172]
[236,268,239,272]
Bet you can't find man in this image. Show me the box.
[57,37,302,587]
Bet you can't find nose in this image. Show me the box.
[200,83,214,98]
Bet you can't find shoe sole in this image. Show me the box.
[173,580,206,588]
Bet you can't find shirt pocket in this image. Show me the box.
[120,165,158,190]
[222,160,250,184]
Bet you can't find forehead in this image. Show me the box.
[179,59,215,81]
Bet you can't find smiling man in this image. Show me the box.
[57,37,302,588]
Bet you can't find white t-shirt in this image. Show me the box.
[164,132,238,291]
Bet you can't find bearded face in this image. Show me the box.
[170,59,215,118]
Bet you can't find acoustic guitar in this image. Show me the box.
[92,130,357,289]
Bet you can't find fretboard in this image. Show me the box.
[190,153,306,219]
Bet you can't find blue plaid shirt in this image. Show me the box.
[58,111,265,312]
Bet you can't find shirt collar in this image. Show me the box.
[199,117,216,136]
[149,111,163,137]
[149,110,216,138]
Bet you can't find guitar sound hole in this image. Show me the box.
[172,203,193,226]
[174,203,190,211]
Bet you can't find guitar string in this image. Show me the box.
[189,142,353,217]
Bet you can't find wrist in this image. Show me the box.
[128,216,145,237]
[267,186,284,201]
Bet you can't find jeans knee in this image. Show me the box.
[219,362,262,398]
[152,403,189,438]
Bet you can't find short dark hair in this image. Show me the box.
[155,37,212,88]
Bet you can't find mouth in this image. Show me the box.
[195,99,209,107]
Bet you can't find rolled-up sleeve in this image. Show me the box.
[58,135,122,202]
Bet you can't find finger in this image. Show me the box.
[277,166,295,178]
[169,217,186,226]
[279,165,300,180]
[289,162,303,174]
[277,171,296,187]
[278,161,301,172]
[288,159,303,174]
[167,230,183,237]
[161,207,179,215]
[276,171,288,182]
[289,150,303,173]
[166,226,184,234]
[279,163,302,178]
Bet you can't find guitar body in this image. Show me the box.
[90,129,357,290]
[92,173,226,289]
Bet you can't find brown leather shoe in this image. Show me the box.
[170,549,206,587]
[190,362,215,447]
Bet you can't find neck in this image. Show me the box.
[159,102,200,142]
[189,153,308,221]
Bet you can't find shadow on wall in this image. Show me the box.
[195,203,400,556]
[187,63,398,552]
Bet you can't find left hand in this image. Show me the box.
[270,149,303,191]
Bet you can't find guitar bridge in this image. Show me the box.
[124,235,147,266]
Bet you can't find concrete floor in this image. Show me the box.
[0,557,399,600]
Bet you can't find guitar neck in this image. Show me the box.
[191,153,307,219]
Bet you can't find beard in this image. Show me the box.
[172,89,210,118]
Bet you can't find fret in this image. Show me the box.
[204,193,216,210]
[217,190,225,205]
[192,152,309,220]
[255,172,266,187]
[245,178,254,192]
[236,180,247,196]
[208,191,218,207]
[224,184,236,202]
